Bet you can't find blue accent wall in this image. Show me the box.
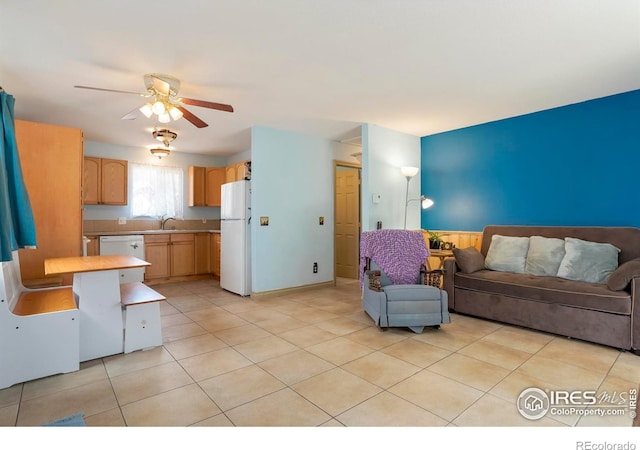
[420,89,640,232]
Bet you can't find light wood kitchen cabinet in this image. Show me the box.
[144,234,170,280]
[188,166,225,207]
[170,233,195,277]
[225,165,236,184]
[144,233,195,280]
[194,233,211,275]
[83,157,128,205]
[85,236,99,256]
[188,166,206,207]
[205,167,225,206]
[211,233,221,277]
[225,160,250,183]
[16,120,83,286]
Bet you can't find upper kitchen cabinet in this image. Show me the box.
[188,166,225,207]
[15,120,83,285]
[83,157,128,205]
[225,160,251,183]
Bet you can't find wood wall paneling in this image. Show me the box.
[421,230,483,269]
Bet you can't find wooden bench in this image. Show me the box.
[0,251,79,389]
[120,281,166,353]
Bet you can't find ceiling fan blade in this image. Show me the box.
[74,85,143,96]
[150,75,171,95]
[121,107,141,120]
[179,97,234,113]
[176,106,208,128]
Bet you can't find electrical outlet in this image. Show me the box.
[313,262,318,273]
[118,217,126,225]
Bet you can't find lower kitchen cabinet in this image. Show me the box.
[195,233,211,275]
[144,233,195,281]
[85,236,100,256]
[171,234,195,277]
[144,235,170,280]
[211,233,221,277]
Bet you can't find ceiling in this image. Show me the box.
[2,1,639,156]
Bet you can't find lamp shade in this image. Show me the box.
[151,100,166,115]
[421,197,434,209]
[139,103,153,118]
[401,166,419,178]
[169,106,183,121]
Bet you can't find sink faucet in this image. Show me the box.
[160,215,175,230]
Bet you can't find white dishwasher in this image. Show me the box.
[99,235,145,283]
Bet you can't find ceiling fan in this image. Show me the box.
[74,73,233,128]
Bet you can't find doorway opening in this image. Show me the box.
[334,160,361,281]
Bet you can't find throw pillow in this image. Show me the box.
[484,235,530,273]
[606,258,640,291]
[557,237,620,284]
[452,247,485,274]
[525,236,566,276]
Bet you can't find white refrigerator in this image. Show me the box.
[220,180,251,296]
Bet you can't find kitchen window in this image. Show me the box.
[130,163,184,218]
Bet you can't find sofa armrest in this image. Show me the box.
[631,277,640,352]
[443,257,458,311]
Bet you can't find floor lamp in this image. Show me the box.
[401,166,434,229]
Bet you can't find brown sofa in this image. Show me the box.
[443,225,640,353]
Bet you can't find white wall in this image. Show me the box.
[250,126,359,293]
[361,124,421,231]
[83,141,227,220]
[227,149,252,165]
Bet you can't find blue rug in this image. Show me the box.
[42,413,85,427]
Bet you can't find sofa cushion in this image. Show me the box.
[525,236,566,276]
[454,270,631,315]
[607,257,640,291]
[484,235,530,273]
[453,247,485,274]
[557,237,620,284]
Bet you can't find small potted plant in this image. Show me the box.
[426,230,447,249]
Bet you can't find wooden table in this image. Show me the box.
[45,255,150,362]
[427,249,454,270]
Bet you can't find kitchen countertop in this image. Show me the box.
[84,230,220,237]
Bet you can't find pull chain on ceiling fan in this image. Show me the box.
[74,73,233,128]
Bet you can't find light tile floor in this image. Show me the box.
[1,277,639,428]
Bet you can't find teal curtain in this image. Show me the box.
[0,90,37,261]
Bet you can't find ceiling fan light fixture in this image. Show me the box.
[74,73,234,129]
[152,129,177,146]
[158,111,171,123]
[150,147,171,159]
[139,103,153,118]
[151,100,166,115]
[169,105,183,121]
